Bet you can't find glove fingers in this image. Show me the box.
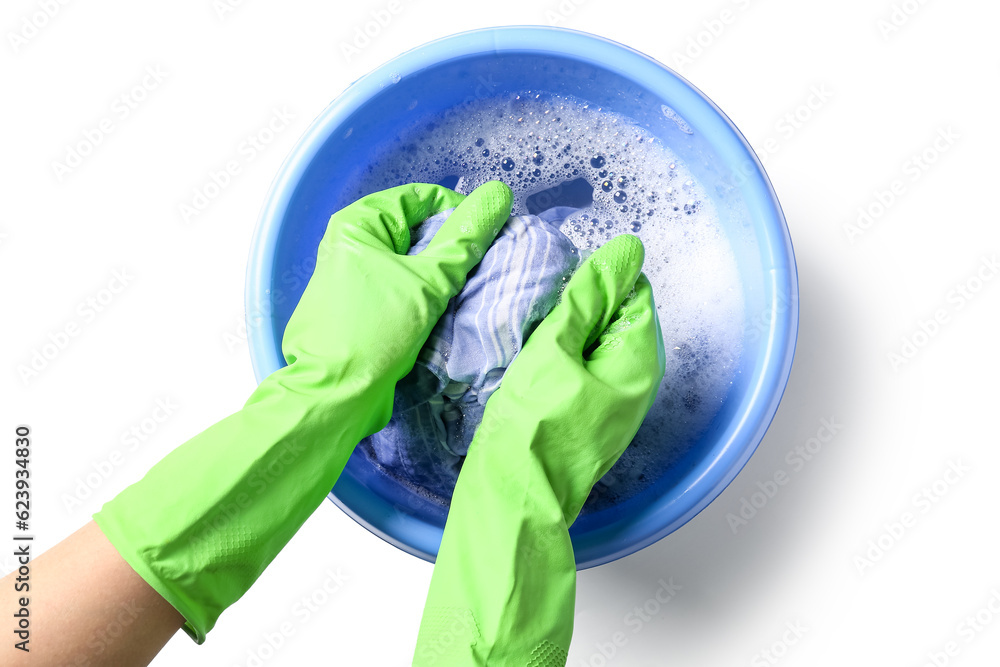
[325,183,466,255]
[538,234,645,357]
[414,180,513,290]
[586,273,666,391]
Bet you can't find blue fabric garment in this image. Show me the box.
[361,206,580,500]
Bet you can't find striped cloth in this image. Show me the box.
[361,206,580,500]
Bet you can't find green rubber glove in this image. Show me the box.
[93,180,514,642]
[413,234,666,666]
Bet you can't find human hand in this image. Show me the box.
[474,232,665,520]
[414,234,665,665]
[278,181,513,433]
[93,181,512,644]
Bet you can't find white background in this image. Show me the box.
[3,0,999,665]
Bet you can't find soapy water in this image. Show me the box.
[346,91,745,513]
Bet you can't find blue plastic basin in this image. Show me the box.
[245,26,798,568]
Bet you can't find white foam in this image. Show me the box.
[346,91,746,510]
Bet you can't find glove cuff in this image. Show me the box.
[92,361,391,642]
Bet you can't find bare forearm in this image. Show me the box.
[0,521,184,666]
